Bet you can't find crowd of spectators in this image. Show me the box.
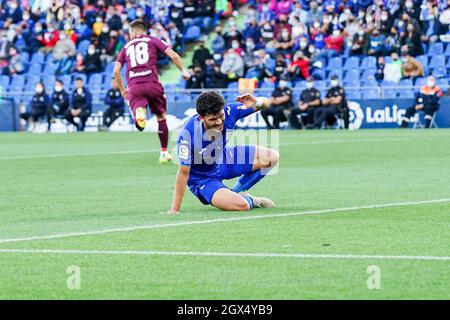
[184,0,450,90]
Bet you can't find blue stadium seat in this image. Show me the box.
[326,57,342,71]
[227,82,238,89]
[346,90,361,99]
[381,80,395,87]
[260,82,275,90]
[24,75,40,91]
[30,52,45,65]
[428,42,444,56]
[429,54,446,69]
[28,62,42,74]
[342,56,359,70]
[77,40,91,55]
[105,62,115,74]
[361,79,378,87]
[360,68,376,83]
[72,73,87,84]
[43,62,57,75]
[360,56,376,70]
[315,80,326,90]
[437,78,448,89]
[399,78,413,87]
[416,55,428,70]
[361,89,379,99]
[294,81,306,90]
[0,75,10,89]
[11,75,26,86]
[432,66,447,78]
[88,73,103,87]
[414,77,427,88]
[444,43,450,57]
[311,69,326,80]
[395,89,415,98]
[184,25,201,42]
[382,89,397,98]
[20,52,29,63]
[58,74,72,90]
[43,75,56,90]
[343,69,360,84]
[326,70,343,81]
[176,93,192,102]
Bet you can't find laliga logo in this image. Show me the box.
[347,101,364,130]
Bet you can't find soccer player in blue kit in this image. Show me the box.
[168,92,279,214]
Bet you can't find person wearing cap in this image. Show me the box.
[65,77,92,131]
[289,77,321,129]
[261,76,294,129]
[400,76,442,128]
[306,75,348,129]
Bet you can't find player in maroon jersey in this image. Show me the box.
[114,19,190,164]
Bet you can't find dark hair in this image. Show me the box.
[130,19,147,32]
[55,79,64,85]
[75,77,83,82]
[196,91,225,116]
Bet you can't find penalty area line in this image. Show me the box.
[0,198,449,245]
[0,248,448,261]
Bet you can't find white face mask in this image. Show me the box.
[59,34,66,40]
[55,85,63,92]
[314,22,320,29]
[228,53,236,59]
[77,88,83,94]
[102,26,109,33]
[282,32,289,38]
[331,80,339,87]
[381,15,388,21]
[300,41,307,49]
[47,27,54,32]
[231,42,239,49]
[333,30,340,36]
[427,80,435,87]
[406,1,413,8]
[88,48,95,55]
[246,42,254,49]
[306,82,314,89]
[36,86,43,94]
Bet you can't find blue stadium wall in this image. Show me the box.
[1,97,449,131]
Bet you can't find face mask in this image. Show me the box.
[77,88,83,94]
[246,42,254,49]
[60,34,66,40]
[36,86,43,94]
[427,80,435,87]
[88,48,95,55]
[314,22,320,29]
[331,80,339,87]
[55,85,63,92]
[300,41,307,49]
[9,3,17,10]
[96,17,102,23]
[306,82,313,89]
[123,24,129,31]
[358,30,365,36]
[47,27,54,32]
[381,15,388,21]
[229,20,236,27]
[136,11,143,17]
[231,42,239,49]
[333,30,340,36]
[398,21,404,28]
[366,16,373,23]
[406,1,413,8]
[228,53,236,59]
[282,32,289,38]
[309,47,315,53]
[279,80,288,88]
[344,9,351,14]
[171,12,179,18]
[262,6,269,12]
[23,14,30,20]
[102,26,109,33]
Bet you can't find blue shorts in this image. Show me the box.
[189,145,256,205]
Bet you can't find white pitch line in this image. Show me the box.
[0,137,410,160]
[0,149,160,160]
[0,198,449,245]
[0,248,448,261]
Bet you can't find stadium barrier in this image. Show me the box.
[1,87,449,131]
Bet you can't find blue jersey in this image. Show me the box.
[177,102,255,186]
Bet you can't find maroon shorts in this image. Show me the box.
[128,80,167,118]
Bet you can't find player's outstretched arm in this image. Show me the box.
[113,62,127,100]
[164,48,191,80]
[235,93,271,112]
[168,165,191,215]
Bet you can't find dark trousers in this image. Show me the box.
[261,105,288,129]
[340,107,350,129]
[289,107,314,129]
[47,105,67,130]
[103,107,124,127]
[401,104,439,128]
[64,108,91,131]
[20,108,47,123]
[312,105,339,128]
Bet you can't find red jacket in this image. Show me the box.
[291,58,309,79]
[324,35,343,53]
[40,31,60,47]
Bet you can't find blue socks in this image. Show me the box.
[241,193,253,210]
[232,170,265,193]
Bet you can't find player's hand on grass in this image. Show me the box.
[235,93,257,109]
[166,209,180,216]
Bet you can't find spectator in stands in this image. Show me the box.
[289,77,322,129]
[84,44,103,74]
[401,48,424,79]
[223,18,242,49]
[5,46,24,75]
[102,79,125,129]
[261,76,294,129]
[261,22,275,46]
[384,52,403,83]
[243,40,260,72]
[72,53,86,73]
[306,75,348,129]
[0,31,12,67]
[321,27,344,60]
[53,31,76,75]
[243,18,261,45]
[20,82,50,132]
[192,39,212,70]
[185,64,206,89]
[1,0,22,24]
[47,79,70,130]
[400,76,442,128]
[400,22,424,56]
[26,22,44,53]
[255,49,276,82]
[210,63,228,88]
[288,51,309,81]
[100,29,124,62]
[351,28,369,56]
[38,22,59,53]
[368,29,385,56]
[220,49,244,81]
[211,26,226,53]
[375,56,385,82]
[65,77,92,132]
[274,27,295,55]
[259,2,275,23]
[166,22,183,54]
[383,26,401,55]
[273,14,292,39]
[273,53,288,81]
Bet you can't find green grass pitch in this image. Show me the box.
[0,129,449,299]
